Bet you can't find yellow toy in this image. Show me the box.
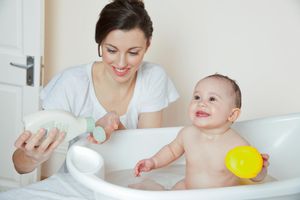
[225,146,263,178]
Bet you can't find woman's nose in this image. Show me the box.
[117,54,127,67]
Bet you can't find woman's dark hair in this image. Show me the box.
[95,0,153,47]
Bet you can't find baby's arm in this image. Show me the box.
[134,129,185,176]
[250,153,270,182]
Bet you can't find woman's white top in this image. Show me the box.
[40,61,179,129]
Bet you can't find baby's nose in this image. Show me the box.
[197,100,207,107]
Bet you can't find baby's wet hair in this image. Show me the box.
[205,73,242,108]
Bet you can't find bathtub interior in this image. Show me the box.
[84,114,300,180]
[68,113,300,200]
[232,114,300,180]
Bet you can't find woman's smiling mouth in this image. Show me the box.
[112,66,130,76]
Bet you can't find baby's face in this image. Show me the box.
[189,77,237,128]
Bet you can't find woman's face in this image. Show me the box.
[101,28,150,83]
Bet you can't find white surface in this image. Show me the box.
[0,0,43,189]
[67,113,300,200]
[0,173,94,200]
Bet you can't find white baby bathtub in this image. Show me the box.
[67,113,300,200]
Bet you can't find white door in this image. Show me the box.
[0,0,44,190]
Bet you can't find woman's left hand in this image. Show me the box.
[87,111,121,144]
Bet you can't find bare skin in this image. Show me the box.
[134,127,251,189]
[133,76,270,190]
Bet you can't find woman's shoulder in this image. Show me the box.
[40,62,94,111]
[44,63,94,90]
[57,63,92,82]
[139,61,168,81]
[41,63,93,97]
[140,62,166,75]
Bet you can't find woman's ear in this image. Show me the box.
[146,37,152,50]
[228,108,241,122]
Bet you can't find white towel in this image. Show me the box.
[0,173,95,200]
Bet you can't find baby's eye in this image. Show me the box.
[194,95,200,100]
[209,97,216,102]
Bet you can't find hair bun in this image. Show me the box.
[113,0,145,9]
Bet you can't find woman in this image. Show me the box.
[13,0,179,174]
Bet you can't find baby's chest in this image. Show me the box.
[184,145,228,171]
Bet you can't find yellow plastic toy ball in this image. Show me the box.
[225,146,263,179]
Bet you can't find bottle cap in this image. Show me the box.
[86,117,96,132]
[93,126,106,143]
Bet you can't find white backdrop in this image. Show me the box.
[44,0,300,126]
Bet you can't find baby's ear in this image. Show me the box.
[228,108,241,122]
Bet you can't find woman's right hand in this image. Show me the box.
[13,128,65,174]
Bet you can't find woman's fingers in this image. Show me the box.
[87,133,99,144]
[45,131,65,153]
[24,129,47,150]
[14,128,65,167]
[14,131,32,149]
[37,128,62,152]
[108,113,120,131]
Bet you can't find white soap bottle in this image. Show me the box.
[23,109,106,143]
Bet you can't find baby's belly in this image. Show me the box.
[185,172,239,189]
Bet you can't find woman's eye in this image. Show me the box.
[107,48,117,53]
[129,51,139,56]
[209,97,216,101]
[194,95,200,100]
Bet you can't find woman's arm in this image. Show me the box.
[89,111,163,143]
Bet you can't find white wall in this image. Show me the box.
[44,0,300,126]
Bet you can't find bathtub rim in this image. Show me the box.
[67,112,300,200]
[67,144,300,200]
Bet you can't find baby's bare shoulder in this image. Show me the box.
[176,126,199,140]
[227,129,250,146]
[179,126,199,135]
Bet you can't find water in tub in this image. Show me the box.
[105,164,277,191]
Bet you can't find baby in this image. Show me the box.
[133,74,269,190]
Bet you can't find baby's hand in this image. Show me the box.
[88,112,120,144]
[251,153,270,182]
[134,159,155,177]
